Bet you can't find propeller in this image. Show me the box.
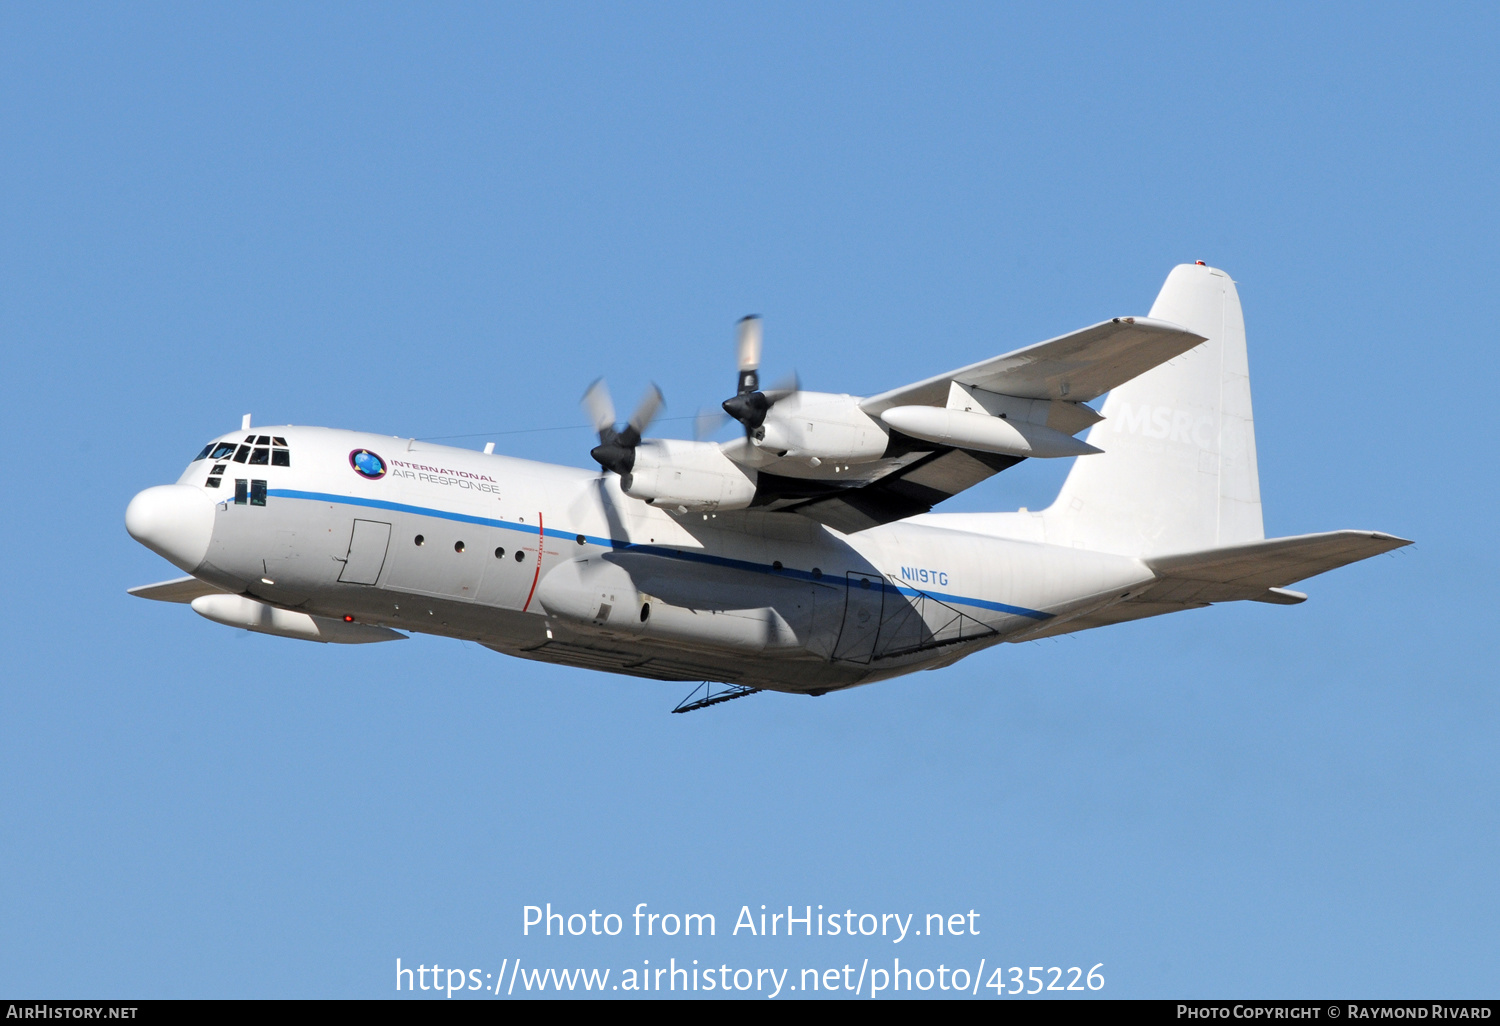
[583,379,664,475]
[735,314,762,396]
[721,315,797,440]
[693,406,729,441]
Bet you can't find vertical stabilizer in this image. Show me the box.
[1044,263,1263,557]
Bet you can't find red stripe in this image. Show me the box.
[521,511,544,613]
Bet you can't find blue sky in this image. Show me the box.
[1,3,1495,998]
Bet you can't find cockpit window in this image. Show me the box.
[204,435,290,468]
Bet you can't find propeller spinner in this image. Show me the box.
[583,379,664,475]
[721,315,795,440]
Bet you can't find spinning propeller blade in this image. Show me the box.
[736,315,762,396]
[627,384,664,437]
[722,315,796,440]
[694,407,729,441]
[582,380,664,475]
[581,378,616,437]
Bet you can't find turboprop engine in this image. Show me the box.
[718,317,891,467]
[580,379,758,511]
[622,438,757,511]
[751,391,890,464]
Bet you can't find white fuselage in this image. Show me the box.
[140,425,1154,694]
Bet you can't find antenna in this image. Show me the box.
[241,413,252,431]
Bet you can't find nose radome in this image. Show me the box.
[125,485,215,572]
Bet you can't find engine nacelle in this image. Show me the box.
[880,405,1101,459]
[754,392,889,463]
[622,438,758,511]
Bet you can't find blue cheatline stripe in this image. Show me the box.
[267,487,1052,621]
[271,488,545,536]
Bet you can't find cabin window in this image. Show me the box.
[248,448,270,465]
[210,442,238,461]
[255,435,271,446]
[234,479,248,505]
[494,547,505,559]
[576,534,585,546]
[205,476,221,488]
[414,535,425,546]
[193,443,213,461]
[515,550,525,562]
[272,437,287,446]
[209,465,225,476]
[250,479,267,506]
[271,449,290,466]
[454,541,465,553]
[232,445,250,463]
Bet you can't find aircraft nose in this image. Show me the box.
[125,484,215,572]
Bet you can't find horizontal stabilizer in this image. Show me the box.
[1144,530,1412,601]
[1008,530,1409,642]
[862,316,1206,414]
[128,576,230,604]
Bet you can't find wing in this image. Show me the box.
[860,316,1205,414]
[757,444,1023,534]
[738,316,1205,532]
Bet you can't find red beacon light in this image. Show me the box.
[1195,260,1206,266]
[343,615,354,623]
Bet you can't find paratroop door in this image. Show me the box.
[338,519,392,585]
[832,572,886,663]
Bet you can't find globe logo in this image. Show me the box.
[349,449,386,480]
